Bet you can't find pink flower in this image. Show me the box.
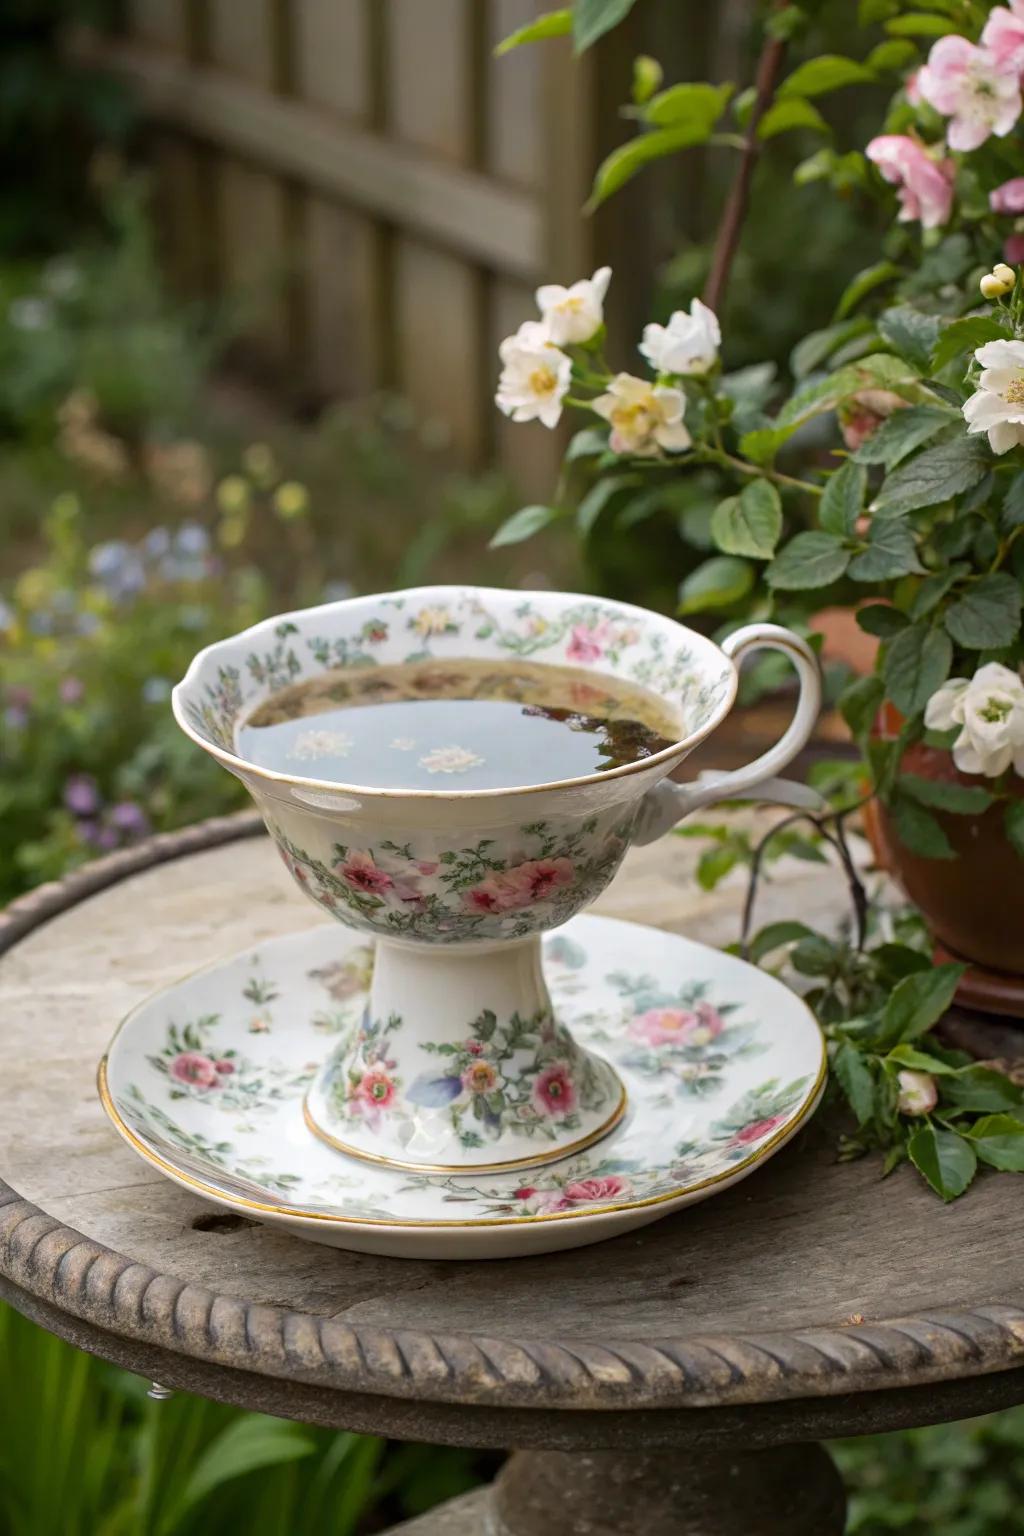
[465,1039,484,1055]
[1006,233,1024,263]
[905,68,922,106]
[416,861,439,876]
[504,857,575,905]
[561,1175,630,1204]
[918,36,1021,151]
[730,1113,787,1147]
[866,136,954,229]
[982,2,1024,76]
[391,876,424,906]
[356,1068,396,1110]
[991,176,1024,214]
[838,389,909,452]
[464,878,507,914]
[169,1052,219,1089]
[338,850,393,894]
[566,622,607,665]
[513,1186,537,1200]
[629,1002,724,1048]
[532,1062,576,1118]
[462,1060,498,1095]
[214,1059,235,1075]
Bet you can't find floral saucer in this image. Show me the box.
[100,915,825,1260]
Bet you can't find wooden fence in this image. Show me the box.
[84,1,662,495]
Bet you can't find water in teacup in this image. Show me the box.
[237,657,680,790]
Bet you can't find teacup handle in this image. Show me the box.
[633,623,824,846]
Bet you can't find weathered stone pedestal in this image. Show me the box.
[3,817,1024,1536]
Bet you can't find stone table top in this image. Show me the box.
[2,814,1024,1450]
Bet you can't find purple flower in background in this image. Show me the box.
[89,541,147,603]
[142,526,172,561]
[64,774,101,817]
[59,676,84,705]
[4,706,28,732]
[95,826,119,851]
[109,801,150,839]
[177,522,209,556]
[76,820,100,848]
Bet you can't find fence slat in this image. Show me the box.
[387,0,473,161]
[486,0,545,188]
[207,0,292,369]
[293,0,370,118]
[124,0,186,50]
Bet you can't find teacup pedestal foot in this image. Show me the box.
[304,933,626,1174]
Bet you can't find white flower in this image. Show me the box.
[592,374,692,457]
[495,327,572,430]
[897,1070,938,1116]
[917,35,1021,152]
[535,267,611,345]
[287,729,353,761]
[962,338,1024,452]
[639,299,721,376]
[924,662,1024,777]
[419,745,485,775]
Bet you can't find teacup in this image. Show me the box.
[173,585,820,1174]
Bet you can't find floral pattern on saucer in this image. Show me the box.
[102,916,825,1236]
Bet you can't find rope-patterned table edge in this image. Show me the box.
[2,815,1024,1415]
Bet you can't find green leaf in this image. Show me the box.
[1006,801,1024,860]
[494,7,571,54]
[678,555,754,615]
[866,38,919,71]
[576,474,641,537]
[898,773,994,815]
[853,405,957,470]
[791,318,873,379]
[587,123,713,209]
[883,623,952,715]
[748,920,815,963]
[840,673,884,740]
[574,0,638,52]
[766,531,850,590]
[942,1066,1024,1114]
[739,424,797,465]
[565,426,609,461]
[791,934,838,976]
[631,54,663,105]
[907,1125,977,1201]
[887,12,961,36]
[489,504,560,548]
[833,1042,877,1128]
[848,515,924,581]
[892,795,956,860]
[966,1113,1024,1170]
[878,306,942,373]
[819,459,866,537]
[168,1416,315,1528]
[880,962,965,1046]
[697,843,739,889]
[857,604,907,638]
[778,352,920,430]
[873,433,990,516]
[1002,472,1024,531]
[778,54,876,97]
[643,81,733,130]
[887,1044,957,1074]
[835,260,901,320]
[931,315,1010,372]
[944,573,1022,650]
[711,479,782,558]
[758,97,830,139]
[910,563,969,620]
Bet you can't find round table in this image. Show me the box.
[3,815,1024,1536]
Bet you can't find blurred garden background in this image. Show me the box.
[2,1,1024,1532]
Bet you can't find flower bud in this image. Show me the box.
[896,1069,938,1116]
[994,261,1016,287]
[981,272,1007,299]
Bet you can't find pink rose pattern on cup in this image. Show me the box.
[268,814,635,944]
[324,1005,612,1153]
[146,1005,316,1114]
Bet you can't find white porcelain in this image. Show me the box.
[172,586,821,1173]
[100,916,826,1260]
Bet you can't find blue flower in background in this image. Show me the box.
[89,541,147,603]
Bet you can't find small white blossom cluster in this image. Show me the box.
[963,337,1024,453]
[924,663,1024,778]
[495,267,720,458]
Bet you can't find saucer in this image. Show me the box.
[100,916,825,1259]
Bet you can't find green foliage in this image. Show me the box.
[493,7,571,55]
[0,1302,484,1533]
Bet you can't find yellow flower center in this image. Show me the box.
[558,296,585,313]
[529,366,559,397]
[1006,377,1024,405]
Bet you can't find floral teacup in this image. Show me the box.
[173,585,820,1174]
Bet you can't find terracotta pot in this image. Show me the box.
[864,734,1024,978]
